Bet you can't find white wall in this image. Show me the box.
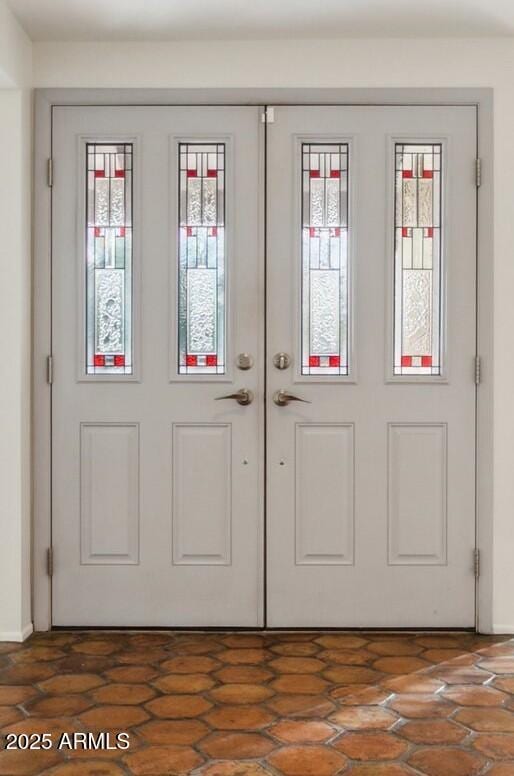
[3,34,514,634]
[0,0,32,87]
[0,0,32,641]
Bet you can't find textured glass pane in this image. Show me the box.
[95,269,124,353]
[418,179,433,227]
[203,179,217,225]
[188,269,216,353]
[326,179,340,226]
[86,143,133,375]
[311,271,339,355]
[301,144,349,375]
[310,179,324,226]
[402,179,417,226]
[178,144,225,374]
[110,178,125,225]
[187,178,202,224]
[402,270,432,356]
[394,143,442,375]
[95,179,110,226]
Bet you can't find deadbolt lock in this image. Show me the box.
[236,353,254,370]
[273,352,291,370]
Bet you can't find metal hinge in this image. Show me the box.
[474,548,480,579]
[47,547,54,577]
[475,158,482,188]
[46,355,53,385]
[47,158,53,187]
[475,355,481,385]
[261,107,275,124]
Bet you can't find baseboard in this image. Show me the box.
[490,625,514,635]
[0,623,33,642]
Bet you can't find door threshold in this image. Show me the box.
[50,625,477,633]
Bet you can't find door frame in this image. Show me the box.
[33,87,493,632]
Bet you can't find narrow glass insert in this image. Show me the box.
[301,143,349,376]
[394,143,442,376]
[86,143,133,375]
[178,143,226,375]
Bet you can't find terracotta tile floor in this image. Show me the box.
[1,631,514,775]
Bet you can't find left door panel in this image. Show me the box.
[52,106,264,626]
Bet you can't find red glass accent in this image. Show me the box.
[114,355,125,367]
[309,356,320,367]
[421,355,432,367]
[402,227,409,238]
[402,170,413,178]
[94,355,105,367]
[187,169,197,177]
[118,227,125,237]
[186,226,194,236]
[330,170,340,178]
[309,227,318,238]
[427,227,434,237]
[210,227,218,236]
[329,355,340,367]
[186,355,197,366]
[114,170,125,178]
[401,356,412,367]
[309,170,320,178]
[207,169,217,178]
[206,355,217,366]
[422,170,433,178]
[330,227,341,237]
[94,227,102,237]
[94,170,105,178]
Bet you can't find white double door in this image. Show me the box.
[52,104,477,627]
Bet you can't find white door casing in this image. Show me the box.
[266,106,476,627]
[52,106,264,626]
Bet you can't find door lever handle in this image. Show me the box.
[215,388,254,406]
[273,390,311,407]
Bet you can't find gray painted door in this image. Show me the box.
[52,106,264,626]
[266,106,476,626]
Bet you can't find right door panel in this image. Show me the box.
[266,105,476,627]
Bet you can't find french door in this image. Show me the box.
[51,104,477,627]
[52,106,264,626]
[266,106,476,627]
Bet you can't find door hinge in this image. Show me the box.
[261,106,275,124]
[46,355,53,385]
[47,547,54,577]
[475,355,481,385]
[475,158,482,188]
[47,158,53,188]
[474,548,480,579]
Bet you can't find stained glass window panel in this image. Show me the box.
[394,144,442,375]
[86,143,133,375]
[178,144,225,374]
[301,144,349,375]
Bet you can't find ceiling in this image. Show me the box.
[7,0,514,41]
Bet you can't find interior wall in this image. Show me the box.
[0,0,33,641]
[0,0,32,87]
[34,38,513,632]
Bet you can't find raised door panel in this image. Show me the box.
[388,423,447,565]
[172,423,232,565]
[295,423,354,565]
[80,423,140,564]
